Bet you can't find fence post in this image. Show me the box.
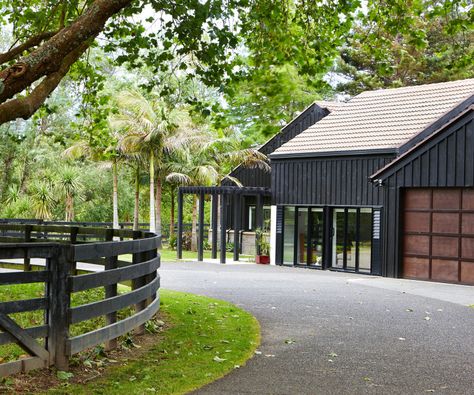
[23,225,32,271]
[47,245,71,371]
[132,231,146,335]
[70,227,79,275]
[104,229,118,350]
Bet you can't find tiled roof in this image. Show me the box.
[315,100,346,113]
[273,79,474,156]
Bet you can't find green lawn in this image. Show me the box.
[47,289,260,394]
[158,248,254,262]
[120,248,254,263]
[0,285,260,394]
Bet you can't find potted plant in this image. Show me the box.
[255,227,270,264]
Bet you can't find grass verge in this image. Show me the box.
[47,289,260,395]
[0,287,260,394]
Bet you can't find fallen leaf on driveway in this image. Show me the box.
[255,350,262,355]
[285,339,296,344]
[406,308,414,312]
[424,316,431,321]
[328,352,338,358]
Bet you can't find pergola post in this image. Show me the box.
[177,189,183,260]
[211,193,218,259]
[233,193,241,262]
[256,193,264,230]
[198,191,205,262]
[220,193,227,264]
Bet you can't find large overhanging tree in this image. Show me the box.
[0,0,363,128]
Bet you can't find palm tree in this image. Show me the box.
[111,89,198,237]
[63,139,122,229]
[29,180,55,220]
[56,167,83,222]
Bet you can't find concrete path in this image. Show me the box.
[160,262,474,395]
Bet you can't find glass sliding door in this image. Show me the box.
[283,207,296,264]
[308,208,324,266]
[358,209,373,272]
[331,207,374,273]
[296,208,308,264]
[333,209,345,269]
[346,209,357,270]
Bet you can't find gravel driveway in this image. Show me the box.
[160,262,474,395]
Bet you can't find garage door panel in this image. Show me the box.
[433,189,460,209]
[432,213,459,234]
[403,235,430,255]
[403,257,430,280]
[462,189,474,209]
[431,259,459,282]
[460,262,474,284]
[461,213,474,234]
[404,212,430,233]
[461,237,474,259]
[432,236,458,258]
[404,189,431,209]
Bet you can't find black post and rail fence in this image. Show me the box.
[0,223,160,377]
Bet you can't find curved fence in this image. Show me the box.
[0,224,160,377]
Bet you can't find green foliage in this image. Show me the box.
[255,227,270,256]
[337,0,474,94]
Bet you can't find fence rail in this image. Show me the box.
[0,218,209,242]
[0,224,160,377]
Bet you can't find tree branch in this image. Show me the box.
[0,0,132,105]
[0,31,57,66]
[0,44,88,124]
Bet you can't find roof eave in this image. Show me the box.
[270,148,398,160]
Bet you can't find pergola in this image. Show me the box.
[177,186,272,264]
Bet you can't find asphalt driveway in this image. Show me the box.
[160,262,474,395]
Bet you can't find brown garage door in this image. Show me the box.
[402,188,474,285]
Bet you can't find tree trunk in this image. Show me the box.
[0,150,15,201]
[65,194,74,222]
[149,151,156,233]
[155,176,162,238]
[112,160,119,229]
[169,187,175,239]
[191,195,198,252]
[133,165,140,231]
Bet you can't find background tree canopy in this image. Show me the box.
[0,0,471,231]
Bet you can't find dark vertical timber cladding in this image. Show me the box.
[381,111,473,278]
[272,154,395,206]
[275,206,284,264]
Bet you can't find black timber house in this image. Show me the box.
[270,78,474,285]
